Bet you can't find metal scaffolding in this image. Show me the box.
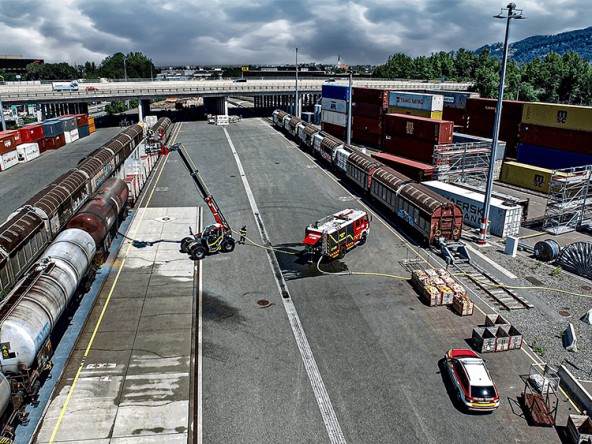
[433,141,495,186]
[543,165,592,234]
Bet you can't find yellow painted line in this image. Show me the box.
[49,149,172,443]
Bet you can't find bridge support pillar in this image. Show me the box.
[138,99,150,123]
[203,96,228,115]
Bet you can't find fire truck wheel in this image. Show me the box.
[358,233,367,246]
[338,245,346,259]
[180,237,193,253]
[222,238,235,253]
[190,246,207,260]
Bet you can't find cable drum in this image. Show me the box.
[534,239,561,262]
[558,241,592,279]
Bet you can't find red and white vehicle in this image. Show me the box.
[445,349,500,412]
[303,209,370,259]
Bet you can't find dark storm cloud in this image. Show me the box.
[0,0,590,67]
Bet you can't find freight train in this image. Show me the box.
[272,110,463,244]
[0,117,173,440]
[0,118,172,296]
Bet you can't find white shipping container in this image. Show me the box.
[0,150,19,171]
[64,128,79,144]
[321,98,348,114]
[321,110,347,128]
[16,143,40,162]
[388,92,444,112]
[422,181,522,237]
[216,115,229,126]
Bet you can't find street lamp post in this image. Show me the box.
[346,68,353,144]
[478,2,524,245]
[0,75,5,131]
[295,48,299,117]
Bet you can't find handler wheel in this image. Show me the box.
[190,246,207,260]
[180,236,193,253]
[222,238,235,253]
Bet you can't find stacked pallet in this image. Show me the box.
[411,269,472,314]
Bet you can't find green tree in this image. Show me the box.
[98,52,156,80]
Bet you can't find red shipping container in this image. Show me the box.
[19,124,45,143]
[352,102,383,119]
[39,134,66,151]
[466,98,524,121]
[0,131,18,155]
[443,108,466,128]
[371,152,436,182]
[352,115,382,135]
[383,114,454,145]
[321,122,348,141]
[382,134,436,164]
[519,123,592,155]
[352,87,389,109]
[351,131,382,149]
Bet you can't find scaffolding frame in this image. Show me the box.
[543,165,592,235]
[433,141,495,186]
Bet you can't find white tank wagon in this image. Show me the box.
[0,228,96,375]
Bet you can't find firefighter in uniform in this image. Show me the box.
[239,225,247,245]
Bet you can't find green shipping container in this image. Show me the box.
[522,103,592,132]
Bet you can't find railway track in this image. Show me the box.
[451,257,534,311]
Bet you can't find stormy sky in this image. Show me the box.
[0,0,589,67]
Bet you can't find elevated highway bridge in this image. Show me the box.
[0,78,473,121]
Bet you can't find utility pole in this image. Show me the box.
[295,48,299,117]
[347,68,353,144]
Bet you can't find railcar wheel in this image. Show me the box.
[180,236,193,253]
[222,238,235,253]
[190,246,207,260]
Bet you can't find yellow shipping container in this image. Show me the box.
[89,123,96,133]
[500,161,572,194]
[87,116,95,125]
[387,106,443,120]
[522,102,592,132]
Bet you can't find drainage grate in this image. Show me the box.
[581,285,591,292]
[559,310,571,317]
[256,299,271,308]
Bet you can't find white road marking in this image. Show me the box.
[223,127,347,444]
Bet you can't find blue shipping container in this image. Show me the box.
[517,143,592,169]
[42,119,64,137]
[78,125,90,138]
[59,116,77,132]
[322,84,350,102]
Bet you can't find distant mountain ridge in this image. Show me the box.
[475,26,592,64]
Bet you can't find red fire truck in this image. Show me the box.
[303,209,370,260]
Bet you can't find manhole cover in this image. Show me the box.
[559,310,571,317]
[256,299,271,308]
[155,216,176,222]
[582,285,591,292]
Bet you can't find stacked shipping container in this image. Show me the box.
[517,103,592,169]
[0,130,20,171]
[464,98,524,157]
[387,92,444,120]
[351,87,389,148]
[321,84,350,140]
[381,114,454,164]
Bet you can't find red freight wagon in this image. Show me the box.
[352,115,382,135]
[19,124,45,143]
[383,113,454,145]
[371,152,436,182]
[519,123,592,155]
[321,122,348,141]
[0,131,19,155]
[443,108,466,128]
[39,134,66,152]
[352,87,389,109]
[382,134,436,165]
